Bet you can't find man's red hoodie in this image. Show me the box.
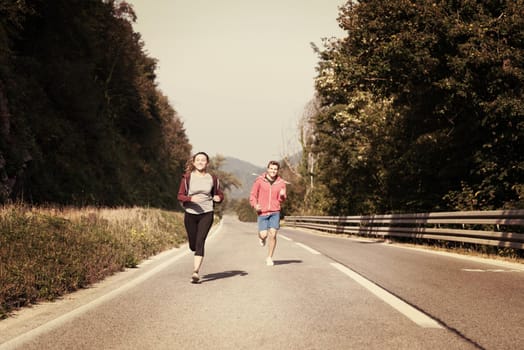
[249,173,287,216]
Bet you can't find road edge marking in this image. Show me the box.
[0,249,192,349]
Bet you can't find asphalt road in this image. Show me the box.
[1,215,522,350]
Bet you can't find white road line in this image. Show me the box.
[295,242,321,255]
[462,268,520,273]
[279,234,292,241]
[0,224,229,350]
[330,262,443,329]
[387,244,524,272]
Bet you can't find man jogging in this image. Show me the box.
[249,160,287,266]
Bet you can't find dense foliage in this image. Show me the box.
[0,0,191,208]
[302,0,523,215]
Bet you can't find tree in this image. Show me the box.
[207,154,242,216]
[0,0,192,208]
[309,0,523,213]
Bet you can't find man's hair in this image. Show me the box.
[267,160,280,169]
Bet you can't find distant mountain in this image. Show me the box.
[222,157,265,199]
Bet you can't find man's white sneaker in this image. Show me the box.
[266,257,274,266]
[259,237,266,247]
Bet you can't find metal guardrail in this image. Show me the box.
[285,210,524,250]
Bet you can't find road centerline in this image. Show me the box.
[295,242,321,255]
[330,262,443,329]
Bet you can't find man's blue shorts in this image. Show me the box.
[257,212,280,231]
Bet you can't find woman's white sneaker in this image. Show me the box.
[266,257,274,266]
[191,272,200,283]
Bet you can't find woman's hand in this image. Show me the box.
[212,195,221,202]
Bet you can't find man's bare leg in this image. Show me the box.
[258,230,268,246]
[266,228,277,265]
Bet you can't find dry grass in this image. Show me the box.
[0,204,186,319]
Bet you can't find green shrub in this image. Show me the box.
[0,205,186,318]
[235,198,258,222]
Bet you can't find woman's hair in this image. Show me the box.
[267,160,280,169]
[185,151,210,172]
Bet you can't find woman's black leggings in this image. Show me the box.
[184,211,214,256]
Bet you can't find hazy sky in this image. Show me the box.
[127,0,346,167]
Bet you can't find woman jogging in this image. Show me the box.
[249,160,287,266]
[177,152,223,283]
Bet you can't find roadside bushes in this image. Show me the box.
[0,204,186,319]
[234,198,257,222]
